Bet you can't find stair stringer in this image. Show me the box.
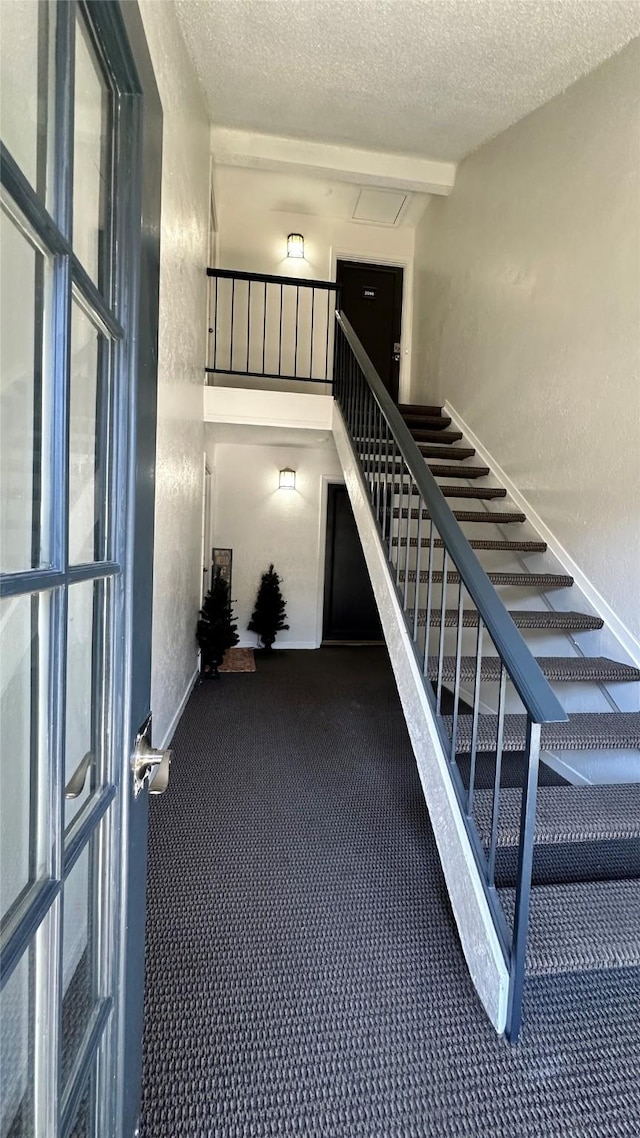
[332,405,509,1034]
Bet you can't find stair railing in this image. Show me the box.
[334,312,568,1041]
[206,268,341,385]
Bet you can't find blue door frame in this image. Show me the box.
[114,3,162,1133]
[0,2,162,1134]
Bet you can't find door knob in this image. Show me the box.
[131,716,172,797]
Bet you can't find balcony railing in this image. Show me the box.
[206,268,341,386]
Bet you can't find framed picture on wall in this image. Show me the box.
[212,547,233,593]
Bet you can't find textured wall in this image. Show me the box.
[138,0,210,745]
[211,440,343,649]
[412,39,640,644]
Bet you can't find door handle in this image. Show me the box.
[65,751,94,799]
[131,715,172,797]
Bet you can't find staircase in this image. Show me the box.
[396,403,640,1003]
[332,313,640,1041]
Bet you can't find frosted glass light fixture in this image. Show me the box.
[279,468,296,490]
[287,233,304,259]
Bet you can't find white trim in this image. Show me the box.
[159,668,199,750]
[210,125,456,196]
[204,386,334,430]
[331,250,414,404]
[331,403,509,1033]
[444,400,640,669]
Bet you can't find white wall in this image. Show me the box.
[138,0,211,744]
[212,166,416,398]
[412,38,640,647]
[210,437,343,649]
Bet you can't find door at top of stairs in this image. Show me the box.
[336,260,403,402]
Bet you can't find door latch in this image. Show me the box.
[131,715,172,798]
[393,341,401,362]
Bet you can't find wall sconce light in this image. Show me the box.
[287,233,304,259]
[279,468,296,491]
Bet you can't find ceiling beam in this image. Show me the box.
[210,126,456,197]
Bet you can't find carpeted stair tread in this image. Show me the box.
[394,507,526,523]
[398,402,442,416]
[365,460,490,478]
[473,784,640,847]
[446,711,640,751]
[427,655,640,684]
[415,608,603,630]
[393,536,548,552]
[359,442,477,460]
[402,570,572,588]
[428,463,491,479]
[409,428,463,443]
[402,414,452,430]
[419,444,476,460]
[499,879,640,976]
[389,483,506,500]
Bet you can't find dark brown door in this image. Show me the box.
[336,260,403,401]
[323,485,383,642]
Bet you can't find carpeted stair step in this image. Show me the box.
[401,570,573,588]
[402,414,452,430]
[361,460,491,479]
[393,536,548,553]
[499,878,640,976]
[428,463,491,479]
[427,655,640,684]
[357,442,476,461]
[446,711,640,751]
[414,608,603,630]
[419,444,476,461]
[398,402,442,417]
[394,507,526,523]
[388,483,506,500]
[473,784,640,848]
[409,428,463,443]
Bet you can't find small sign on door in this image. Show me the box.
[362,287,377,299]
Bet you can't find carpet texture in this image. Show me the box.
[141,647,640,1138]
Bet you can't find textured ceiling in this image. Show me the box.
[174,0,640,162]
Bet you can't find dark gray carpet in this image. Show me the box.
[140,647,640,1138]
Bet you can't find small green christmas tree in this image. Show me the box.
[248,564,289,652]
[196,567,239,677]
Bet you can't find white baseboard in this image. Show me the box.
[159,667,199,750]
[444,400,640,669]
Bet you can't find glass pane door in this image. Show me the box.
[1,4,144,1135]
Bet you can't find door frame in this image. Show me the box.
[114,5,162,1136]
[314,475,344,648]
[0,2,162,1135]
[330,249,413,403]
[321,482,383,643]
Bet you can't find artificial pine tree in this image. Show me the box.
[196,567,239,677]
[248,564,289,652]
